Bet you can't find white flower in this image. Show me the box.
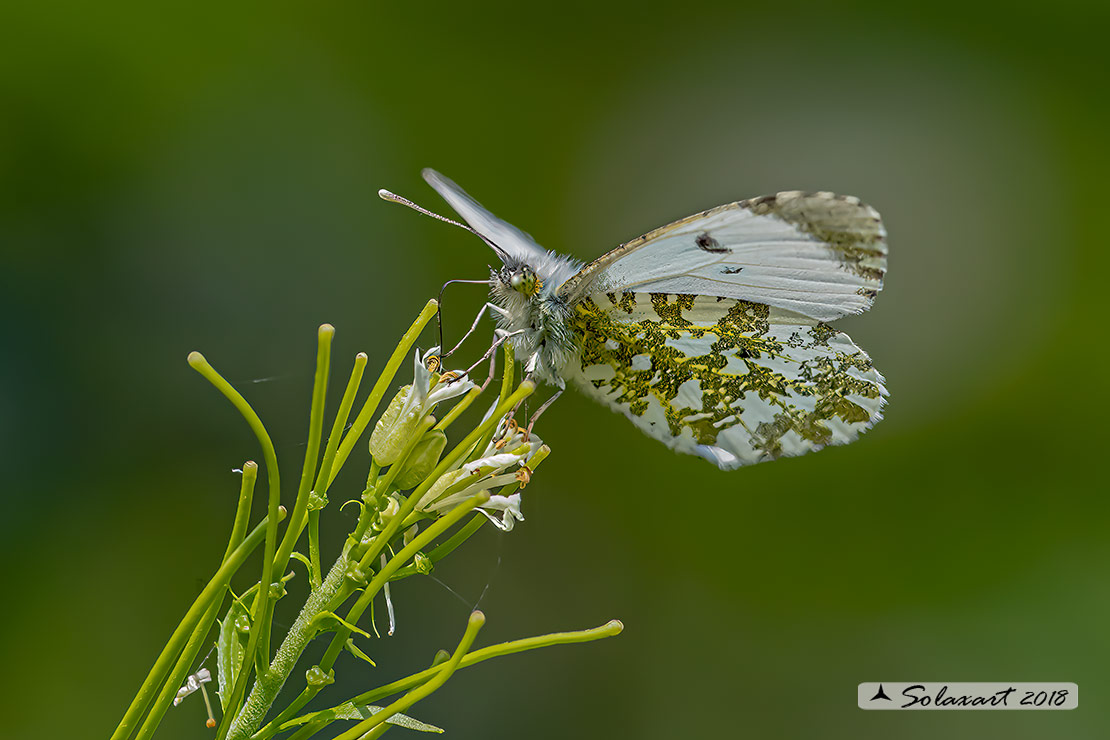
[369,347,476,465]
[416,418,546,532]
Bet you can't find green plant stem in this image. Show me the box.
[359,724,391,740]
[468,344,515,463]
[330,611,486,740]
[274,619,624,740]
[328,493,490,664]
[229,462,259,552]
[134,595,225,740]
[273,324,333,581]
[344,619,622,708]
[330,300,438,486]
[132,462,261,740]
[225,538,357,740]
[187,351,284,737]
[315,352,368,497]
[247,494,490,740]
[389,512,485,581]
[307,510,322,589]
[432,386,480,432]
[284,721,327,740]
[109,511,284,740]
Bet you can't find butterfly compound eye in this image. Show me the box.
[509,266,541,296]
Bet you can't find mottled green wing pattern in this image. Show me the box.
[565,292,887,469]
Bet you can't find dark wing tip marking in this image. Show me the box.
[695,231,730,253]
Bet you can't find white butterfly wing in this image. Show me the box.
[566,292,887,470]
[559,192,887,322]
[422,168,550,266]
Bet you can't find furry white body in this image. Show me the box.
[486,255,583,387]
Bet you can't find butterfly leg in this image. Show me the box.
[461,328,526,390]
[443,302,513,359]
[522,388,562,442]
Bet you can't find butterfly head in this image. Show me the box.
[507,264,542,297]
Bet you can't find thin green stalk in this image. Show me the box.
[109,511,284,740]
[324,493,491,669]
[285,720,328,740]
[314,352,368,497]
[467,344,515,463]
[228,462,259,554]
[225,543,355,740]
[389,512,485,581]
[330,300,438,485]
[188,351,283,740]
[249,493,491,740]
[274,619,623,740]
[273,324,333,582]
[329,611,486,740]
[132,462,260,740]
[432,386,481,432]
[343,619,622,708]
[134,595,225,740]
[358,724,391,740]
[307,510,322,589]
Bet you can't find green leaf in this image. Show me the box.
[312,610,372,640]
[216,598,251,710]
[345,638,377,667]
[280,702,443,733]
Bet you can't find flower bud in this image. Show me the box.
[305,665,335,687]
[369,385,420,466]
[376,496,400,530]
[413,552,433,574]
[415,467,476,511]
[344,562,368,586]
[394,429,447,490]
[307,490,328,511]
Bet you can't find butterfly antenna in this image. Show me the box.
[378,188,510,261]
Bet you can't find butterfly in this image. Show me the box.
[386,168,887,470]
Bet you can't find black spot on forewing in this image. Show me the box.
[695,232,729,253]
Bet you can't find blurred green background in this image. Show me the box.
[3,1,1109,738]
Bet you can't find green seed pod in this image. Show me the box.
[369,385,420,466]
[394,429,447,490]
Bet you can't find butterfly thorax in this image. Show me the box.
[489,257,581,387]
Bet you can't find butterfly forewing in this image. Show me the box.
[565,291,887,469]
[558,192,887,322]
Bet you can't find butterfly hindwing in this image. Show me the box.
[558,191,887,322]
[565,292,887,469]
